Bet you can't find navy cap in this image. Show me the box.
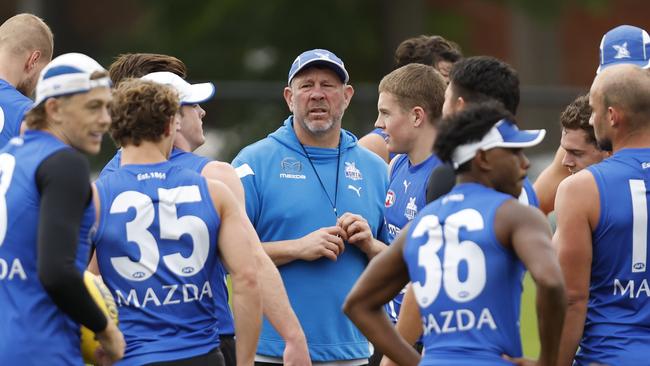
[287,49,349,85]
[597,25,650,74]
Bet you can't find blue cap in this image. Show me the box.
[452,119,545,167]
[597,25,650,74]
[287,49,349,85]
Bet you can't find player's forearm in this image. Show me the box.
[361,238,387,260]
[555,299,586,366]
[535,281,567,366]
[261,239,302,266]
[347,306,419,366]
[231,271,263,366]
[395,285,423,345]
[256,247,307,344]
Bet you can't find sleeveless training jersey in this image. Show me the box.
[93,161,222,365]
[0,79,32,148]
[576,148,650,366]
[384,153,441,321]
[403,183,525,365]
[99,147,234,336]
[518,177,538,208]
[0,130,94,365]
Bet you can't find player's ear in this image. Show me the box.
[456,96,466,111]
[283,86,294,112]
[412,106,425,127]
[24,50,42,73]
[342,84,354,109]
[474,150,492,171]
[608,105,622,128]
[45,98,63,125]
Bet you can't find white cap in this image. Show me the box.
[35,52,110,106]
[141,71,215,105]
[452,119,546,168]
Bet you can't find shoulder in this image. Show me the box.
[201,161,243,192]
[350,143,388,168]
[556,169,597,203]
[494,198,551,246]
[42,148,89,171]
[233,136,279,164]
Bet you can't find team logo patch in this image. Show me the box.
[613,42,631,59]
[385,189,396,207]
[344,161,363,181]
[404,197,418,220]
[280,157,306,179]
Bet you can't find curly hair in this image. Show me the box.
[434,101,515,172]
[449,56,520,115]
[109,53,187,87]
[378,63,446,123]
[110,79,180,147]
[394,35,462,69]
[559,94,595,146]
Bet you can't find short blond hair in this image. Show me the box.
[0,13,53,60]
[378,63,446,124]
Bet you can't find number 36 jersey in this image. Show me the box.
[93,161,222,366]
[403,183,524,366]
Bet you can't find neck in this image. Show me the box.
[0,54,23,88]
[457,171,490,189]
[613,129,650,152]
[173,135,193,152]
[407,127,437,165]
[121,140,171,165]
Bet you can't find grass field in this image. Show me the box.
[520,273,540,358]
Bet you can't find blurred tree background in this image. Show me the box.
[3,0,649,357]
[5,0,644,175]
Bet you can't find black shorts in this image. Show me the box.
[145,347,224,366]
[220,334,236,366]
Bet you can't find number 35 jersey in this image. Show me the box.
[403,183,524,366]
[93,161,222,366]
[578,148,650,366]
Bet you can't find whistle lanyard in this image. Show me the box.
[298,142,341,218]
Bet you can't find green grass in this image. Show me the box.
[520,273,540,358]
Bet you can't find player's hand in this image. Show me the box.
[296,226,346,261]
[337,212,373,254]
[94,320,125,365]
[282,333,312,366]
[501,354,540,366]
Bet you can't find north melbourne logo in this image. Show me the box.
[345,161,363,181]
[404,197,418,221]
[613,42,631,59]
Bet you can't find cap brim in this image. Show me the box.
[488,129,546,149]
[182,82,215,104]
[597,59,650,74]
[288,59,349,84]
